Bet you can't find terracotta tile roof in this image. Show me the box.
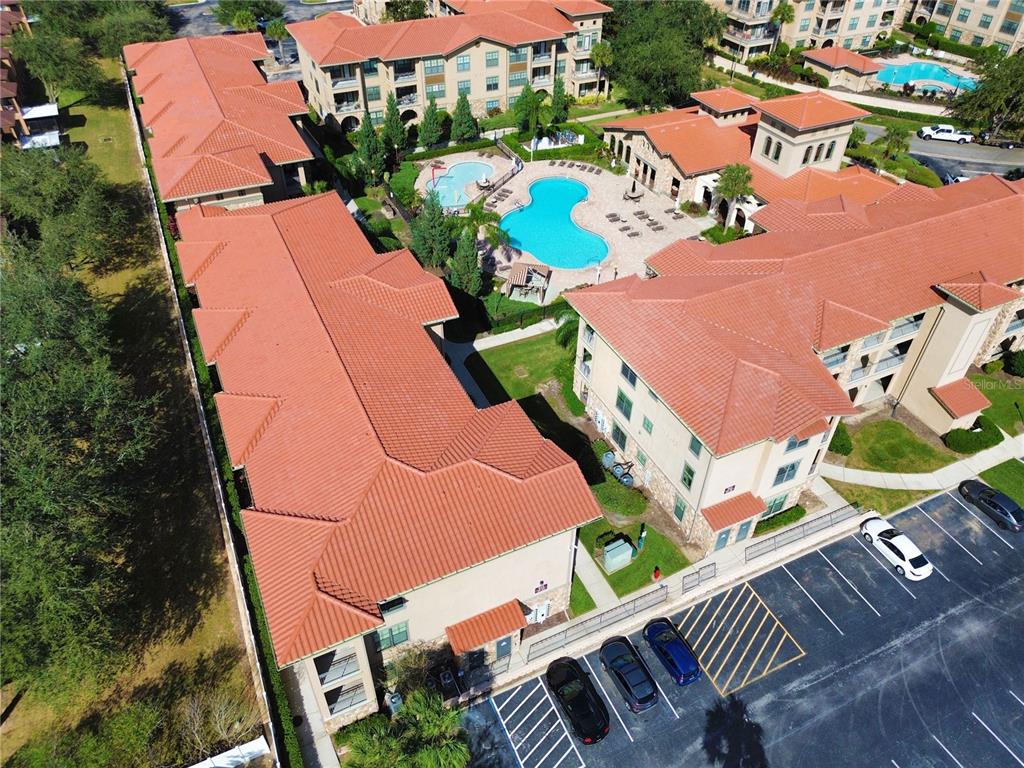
[445,0,611,16]
[937,271,1022,311]
[749,195,872,232]
[930,378,991,418]
[702,493,766,531]
[124,35,311,202]
[801,48,884,75]
[795,418,830,440]
[691,86,760,114]
[288,8,574,66]
[178,193,601,665]
[748,165,896,206]
[756,91,869,130]
[568,176,1024,455]
[446,600,528,654]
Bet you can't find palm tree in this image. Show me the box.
[882,124,910,160]
[714,163,754,230]
[554,304,580,350]
[461,200,509,249]
[266,19,289,64]
[770,0,795,52]
[398,690,470,768]
[338,715,410,768]
[590,40,613,102]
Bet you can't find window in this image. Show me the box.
[972,35,985,46]
[979,13,992,28]
[681,463,696,490]
[486,98,500,111]
[949,28,962,41]
[620,361,637,387]
[426,83,445,98]
[458,80,471,95]
[575,60,593,74]
[854,0,863,7]
[673,497,687,521]
[611,422,627,450]
[364,58,378,76]
[763,136,773,156]
[861,35,871,46]
[814,143,824,161]
[636,450,647,466]
[457,54,470,72]
[486,75,499,92]
[848,17,858,29]
[424,57,445,75]
[772,142,781,161]
[324,683,367,716]
[366,85,381,102]
[509,71,528,87]
[486,50,499,67]
[642,416,653,434]
[370,110,383,125]
[786,436,810,452]
[843,37,853,48]
[376,621,409,650]
[802,145,813,164]
[825,140,836,159]
[509,45,528,64]
[379,596,406,615]
[763,494,788,517]
[999,20,1019,35]
[615,388,633,420]
[867,13,877,26]
[796,38,807,47]
[936,1,952,14]
[315,649,360,686]
[957,7,970,21]
[800,17,811,30]
[804,0,814,9]
[556,59,566,74]
[689,435,702,457]
[773,461,800,486]
[995,41,1009,53]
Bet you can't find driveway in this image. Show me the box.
[166,0,352,38]
[860,123,1024,177]
[477,481,1024,768]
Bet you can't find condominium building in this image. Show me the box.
[906,0,1024,54]
[176,192,600,731]
[567,175,1024,555]
[288,0,610,131]
[1,2,60,149]
[713,0,908,60]
[603,88,896,229]
[124,34,314,214]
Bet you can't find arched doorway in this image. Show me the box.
[340,115,359,133]
[915,15,927,24]
[734,208,747,230]
[624,145,631,164]
[400,109,418,123]
[535,89,549,100]
[717,198,730,222]
[821,38,835,48]
[702,187,713,210]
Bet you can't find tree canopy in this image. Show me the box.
[419,96,443,147]
[550,76,569,124]
[212,0,284,26]
[448,229,483,296]
[952,52,1024,137]
[356,109,387,183]
[450,93,479,143]
[383,91,409,162]
[384,0,428,22]
[8,30,103,102]
[411,191,451,267]
[513,82,543,135]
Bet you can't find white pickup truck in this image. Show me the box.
[916,124,974,144]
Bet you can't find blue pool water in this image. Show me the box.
[426,161,493,208]
[877,61,976,90]
[500,178,608,270]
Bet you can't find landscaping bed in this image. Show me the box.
[753,505,807,537]
[845,141,942,187]
[700,224,746,245]
[578,520,689,597]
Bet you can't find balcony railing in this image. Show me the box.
[861,331,887,349]
[579,361,592,379]
[823,352,847,369]
[890,319,923,339]
[874,353,907,373]
[849,367,869,382]
[574,69,599,79]
[332,76,358,89]
[532,52,552,62]
[397,93,418,106]
[725,27,774,40]
[1006,316,1024,333]
[394,70,417,82]
[335,101,361,113]
[583,328,594,346]
[533,77,552,86]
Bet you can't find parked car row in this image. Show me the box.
[547,618,702,743]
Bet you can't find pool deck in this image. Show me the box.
[414,149,514,210]
[484,161,713,298]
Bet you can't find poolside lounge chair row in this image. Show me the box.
[547,160,603,175]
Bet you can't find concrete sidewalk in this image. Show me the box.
[573,547,620,610]
[819,432,1024,490]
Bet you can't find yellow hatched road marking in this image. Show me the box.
[692,586,735,650]
[719,610,771,694]
[738,624,778,690]
[704,589,756,671]
[680,592,714,638]
[734,647,805,695]
[712,596,763,682]
[677,603,696,634]
[695,584,749,655]
[751,584,806,659]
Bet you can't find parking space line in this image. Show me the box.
[521,722,560,763]
[509,696,547,737]
[533,732,569,768]
[502,681,541,720]
[855,535,917,599]
[647,668,680,720]
[497,681,530,713]
[818,550,881,617]
[681,593,715,637]
[1009,689,1024,708]
[582,656,634,744]
[700,587,755,661]
[752,589,805,657]
[972,711,1024,766]
[720,611,770,693]
[540,681,585,768]
[921,509,984,566]
[740,639,804,693]
[948,492,1015,550]
[678,603,696,632]
[552,746,579,768]
[491,697,525,768]
[782,564,844,635]
[891,760,902,768]
[515,704,552,747]
[692,586,737,650]
[931,735,966,768]
[712,597,762,682]
[931,562,951,583]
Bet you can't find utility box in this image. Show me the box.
[603,538,633,573]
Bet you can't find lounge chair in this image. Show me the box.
[608,214,621,222]
[664,208,675,214]
[605,213,618,220]
[595,169,603,175]
[619,225,631,232]
[672,212,686,220]
[549,160,556,166]
[652,225,665,232]
[634,211,648,219]
[628,231,641,238]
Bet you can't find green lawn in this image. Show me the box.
[590,440,648,516]
[480,110,519,131]
[579,520,689,597]
[845,140,942,187]
[980,460,1024,506]
[969,372,1024,436]
[701,224,745,245]
[569,574,597,617]
[568,99,628,118]
[64,61,139,186]
[701,66,768,99]
[825,479,933,515]
[483,289,541,325]
[846,420,956,473]
[476,331,571,400]
[390,160,420,207]
[859,115,934,134]
[753,505,807,537]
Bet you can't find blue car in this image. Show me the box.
[643,618,702,685]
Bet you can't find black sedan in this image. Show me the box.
[959,480,1024,531]
[599,636,658,713]
[546,658,610,744]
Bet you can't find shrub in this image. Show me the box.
[829,421,853,455]
[754,505,807,536]
[1007,349,1024,377]
[982,359,1004,375]
[405,137,494,161]
[943,415,1003,454]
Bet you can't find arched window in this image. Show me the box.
[772,142,782,161]
[763,136,773,156]
[802,146,812,164]
[825,140,836,159]
[814,143,824,161]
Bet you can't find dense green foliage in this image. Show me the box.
[411,191,451,266]
[8,30,103,101]
[982,359,1004,375]
[715,163,753,225]
[1007,349,1024,377]
[406,138,493,161]
[550,75,569,124]
[944,415,1003,454]
[953,52,1024,137]
[829,421,853,455]
[450,93,480,143]
[212,0,283,26]
[513,82,543,134]
[383,0,428,21]
[448,229,483,296]
[356,108,387,183]
[419,96,443,147]
[383,91,409,160]
[754,505,806,536]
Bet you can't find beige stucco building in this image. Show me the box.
[906,0,1024,54]
[289,0,610,131]
[800,46,884,90]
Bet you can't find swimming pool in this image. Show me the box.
[500,178,608,270]
[877,61,976,90]
[426,161,493,208]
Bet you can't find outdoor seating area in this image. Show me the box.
[547,159,604,175]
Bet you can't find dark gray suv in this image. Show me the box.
[959,480,1024,532]
[599,636,658,713]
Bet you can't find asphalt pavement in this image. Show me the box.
[165,0,351,38]
[860,123,1024,177]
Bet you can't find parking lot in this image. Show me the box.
[480,484,1024,768]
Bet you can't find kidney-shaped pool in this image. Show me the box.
[500,178,608,269]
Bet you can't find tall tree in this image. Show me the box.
[952,51,1023,137]
[882,124,910,160]
[265,18,289,63]
[450,93,479,143]
[382,91,408,162]
[448,229,483,296]
[513,82,543,135]
[550,75,569,124]
[86,4,172,57]
[411,191,451,267]
[590,40,613,101]
[384,0,428,22]
[8,30,103,102]
[770,0,795,52]
[458,200,508,249]
[714,163,753,229]
[356,109,386,184]
[419,95,443,147]
[212,0,283,26]
[231,9,258,31]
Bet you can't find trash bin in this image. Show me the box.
[387,692,403,716]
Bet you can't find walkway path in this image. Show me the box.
[573,547,620,610]
[711,55,950,116]
[819,431,1024,490]
[574,108,635,123]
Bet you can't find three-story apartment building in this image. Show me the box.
[288,0,609,130]
[567,175,1024,555]
[906,0,1023,54]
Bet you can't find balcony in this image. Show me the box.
[532,51,552,63]
[335,100,361,113]
[1006,316,1024,333]
[332,76,358,90]
[890,319,923,339]
[874,353,907,373]
[849,366,870,382]
[861,330,888,350]
[532,76,552,86]
[397,92,418,106]
[394,70,417,82]
[574,68,599,80]
[579,361,592,379]
[724,27,774,41]
[583,327,594,346]
[823,352,847,368]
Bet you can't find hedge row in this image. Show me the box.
[131,84,305,768]
[829,422,853,455]
[754,505,807,537]
[943,415,1002,454]
[406,137,494,161]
